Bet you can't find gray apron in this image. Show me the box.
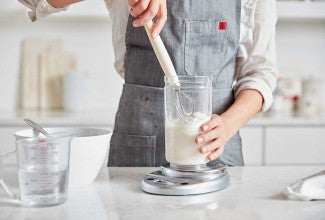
[108,0,244,167]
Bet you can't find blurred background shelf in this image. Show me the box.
[277,1,325,20]
[1,110,325,126]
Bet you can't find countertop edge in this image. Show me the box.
[1,110,325,126]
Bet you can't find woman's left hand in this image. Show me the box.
[195,114,230,161]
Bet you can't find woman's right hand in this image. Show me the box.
[128,0,167,38]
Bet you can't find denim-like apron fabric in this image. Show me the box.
[108,0,244,167]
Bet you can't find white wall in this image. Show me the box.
[276,19,325,78]
[0,1,325,112]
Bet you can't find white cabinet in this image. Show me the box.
[240,127,264,165]
[265,127,325,165]
[241,117,325,166]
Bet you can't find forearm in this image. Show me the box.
[221,89,263,140]
[46,0,83,8]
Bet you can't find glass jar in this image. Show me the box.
[164,75,212,166]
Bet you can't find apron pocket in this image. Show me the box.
[184,19,226,75]
[108,133,156,167]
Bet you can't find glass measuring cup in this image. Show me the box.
[0,133,73,207]
[165,75,213,166]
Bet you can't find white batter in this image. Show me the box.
[165,112,211,165]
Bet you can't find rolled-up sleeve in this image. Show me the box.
[24,0,68,21]
[234,0,277,112]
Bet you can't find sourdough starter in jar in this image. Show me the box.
[165,112,211,165]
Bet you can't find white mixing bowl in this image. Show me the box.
[14,127,112,188]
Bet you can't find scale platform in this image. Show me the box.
[141,163,230,196]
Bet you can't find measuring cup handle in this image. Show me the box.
[0,150,18,199]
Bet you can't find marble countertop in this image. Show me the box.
[0,166,324,220]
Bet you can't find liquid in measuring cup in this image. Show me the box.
[18,166,69,207]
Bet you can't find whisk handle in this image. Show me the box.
[144,21,180,86]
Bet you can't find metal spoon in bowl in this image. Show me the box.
[23,118,50,137]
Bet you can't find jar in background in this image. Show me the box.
[297,76,322,117]
[164,75,212,166]
[269,77,302,116]
[63,72,88,112]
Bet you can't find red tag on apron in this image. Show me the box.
[218,21,227,31]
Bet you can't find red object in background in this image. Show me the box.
[218,21,227,31]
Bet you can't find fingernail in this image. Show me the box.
[201,147,207,153]
[133,22,138,27]
[208,155,214,160]
[197,137,203,144]
[203,125,209,131]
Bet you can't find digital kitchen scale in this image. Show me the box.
[141,163,230,195]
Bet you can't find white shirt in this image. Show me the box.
[33,0,277,112]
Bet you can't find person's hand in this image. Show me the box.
[195,114,230,161]
[128,0,167,38]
